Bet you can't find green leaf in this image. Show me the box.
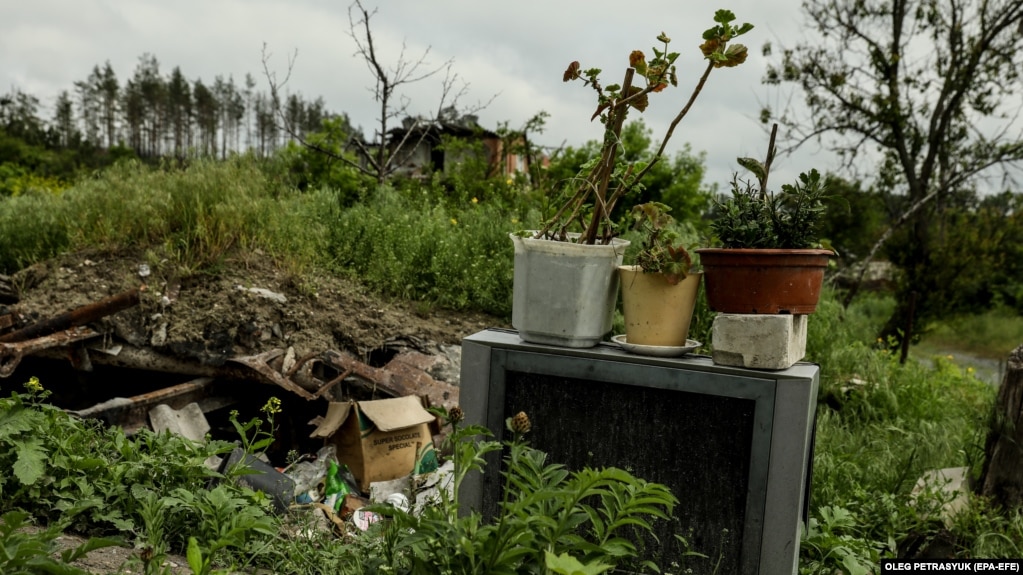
[0,403,37,438]
[24,558,91,575]
[714,9,737,24]
[13,437,47,485]
[187,536,204,574]
[544,549,613,575]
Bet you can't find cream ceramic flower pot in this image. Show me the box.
[619,266,702,347]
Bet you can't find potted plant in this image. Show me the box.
[616,202,703,352]
[512,10,753,347]
[695,124,835,314]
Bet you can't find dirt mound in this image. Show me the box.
[7,247,507,365]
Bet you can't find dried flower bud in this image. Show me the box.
[509,411,531,435]
[448,406,464,425]
[563,61,581,82]
[629,50,647,75]
[700,38,721,58]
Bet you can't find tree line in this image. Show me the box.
[1,53,344,161]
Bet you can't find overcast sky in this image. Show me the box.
[1,0,835,187]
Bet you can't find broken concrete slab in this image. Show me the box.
[149,402,211,443]
[148,400,222,470]
[69,377,227,434]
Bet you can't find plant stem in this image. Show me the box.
[583,68,635,245]
[761,123,778,198]
[631,61,716,188]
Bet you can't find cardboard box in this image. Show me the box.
[310,396,435,489]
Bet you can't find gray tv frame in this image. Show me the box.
[459,328,818,575]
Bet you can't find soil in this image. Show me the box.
[5,247,510,574]
[8,246,507,363]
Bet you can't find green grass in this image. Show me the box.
[918,307,1023,360]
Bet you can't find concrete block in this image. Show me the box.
[711,314,807,370]
[911,467,970,528]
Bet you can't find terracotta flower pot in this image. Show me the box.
[619,266,702,346]
[695,248,833,314]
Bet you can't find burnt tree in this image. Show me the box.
[978,345,1023,508]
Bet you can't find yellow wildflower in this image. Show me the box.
[471,197,478,204]
[262,396,282,415]
[450,218,458,225]
[25,376,43,393]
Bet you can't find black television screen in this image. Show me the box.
[459,329,818,575]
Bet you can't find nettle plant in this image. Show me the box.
[630,202,693,285]
[533,10,753,245]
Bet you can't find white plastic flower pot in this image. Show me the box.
[510,233,630,348]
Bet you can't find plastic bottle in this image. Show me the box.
[324,460,349,512]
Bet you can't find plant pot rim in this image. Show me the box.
[618,264,704,274]
[511,231,631,246]
[694,247,835,256]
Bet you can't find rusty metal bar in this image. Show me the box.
[228,349,318,401]
[0,287,142,343]
[69,377,222,434]
[0,326,102,378]
[319,349,459,411]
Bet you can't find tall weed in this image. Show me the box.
[0,189,70,273]
[324,186,537,317]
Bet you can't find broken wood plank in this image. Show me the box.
[228,349,319,401]
[0,274,17,305]
[31,343,326,401]
[978,345,1023,508]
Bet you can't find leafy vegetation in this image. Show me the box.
[1,381,676,574]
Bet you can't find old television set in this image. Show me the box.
[458,328,818,575]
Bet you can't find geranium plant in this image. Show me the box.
[629,201,692,285]
[532,10,753,245]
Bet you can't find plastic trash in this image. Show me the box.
[324,460,350,512]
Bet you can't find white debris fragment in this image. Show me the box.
[236,285,287,303]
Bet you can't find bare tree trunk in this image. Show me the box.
[977,345,1023,508]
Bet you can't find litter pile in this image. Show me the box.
[0,248,503,538]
